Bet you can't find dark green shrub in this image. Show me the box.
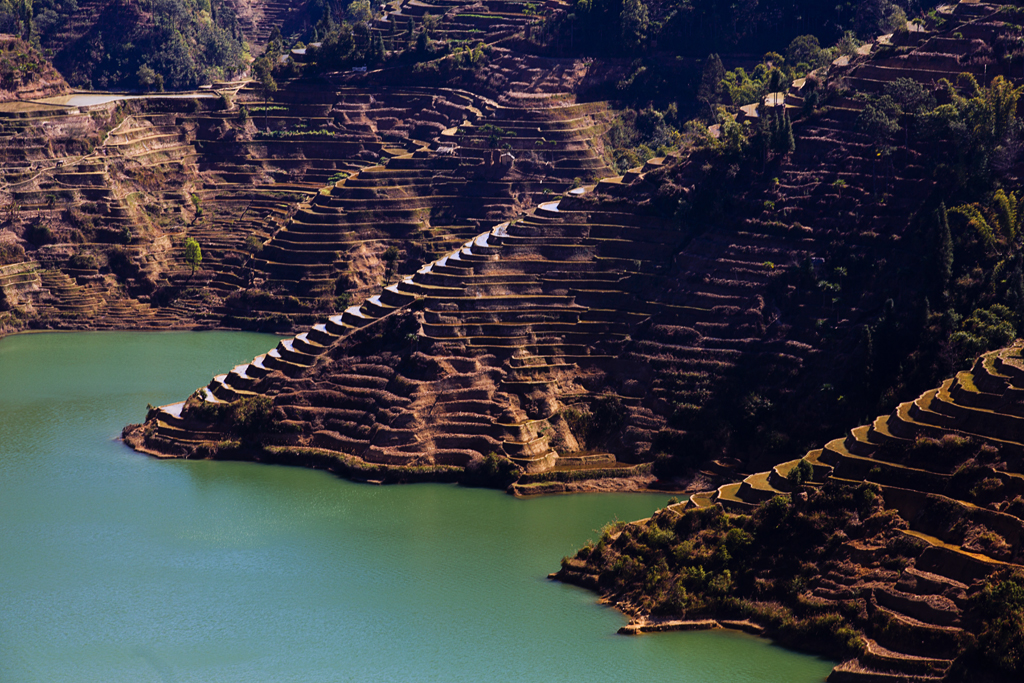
[67,252,97,270]
[788,459,813,486]
[24,223,53,246]
[964,572,1024,677]
[462,452,522,488]
[0,241,24,265]
[229,395,275,443]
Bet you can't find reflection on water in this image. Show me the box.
[0,331,834,682]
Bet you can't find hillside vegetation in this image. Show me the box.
[0,0,247,90]
[558,340,1024,681]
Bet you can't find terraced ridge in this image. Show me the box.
[845,2,1006,95]
[0,35,70,102]
[191,84,486,326]
[229,87,613,325]
[114,6,1024,481]
[761,1,1018,246]
[602,0,1024,467]
[685,342,1024,682]
[133,221,563,472]
[128,130,827,478]
[0,97,206,328]
[223,0,305,48]
[375,0,544,46]
[0,67,614,334]
[0,260,41,313]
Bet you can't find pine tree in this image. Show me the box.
[936,202,954,296]
[775,109,795,155]
[15,0,31,40]
[855,324,875,403]
[619,0,649,52]
[369,32,385,64]
[753,105,770,172]
[697,53,725,119]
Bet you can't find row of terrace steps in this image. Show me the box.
[102,114,197,171]
[448,100,613,180]
[29,268,170,328]
[185,186,317,301]
[401,192,696,459]
[151,138,759,470]
[0,260,41,303]
[771,5,992,226]
[691,341,1024,682]
[224,0,302,48]
[236,87,614,296]
[151,219,568,469]
[155,177,683,470]
[234,84,482,143]
[843,1,1012,95]
[245,96,610,300]
[376,0,539,44]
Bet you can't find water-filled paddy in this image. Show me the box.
[0,331,833,682]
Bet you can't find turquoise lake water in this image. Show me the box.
[0,331,834,682]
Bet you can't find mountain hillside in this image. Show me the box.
[557,340,1024,682]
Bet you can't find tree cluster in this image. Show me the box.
[27,0,248,90]
[552,0,923,59]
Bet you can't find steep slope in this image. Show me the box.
[116,3,1007,477]
[122,144,824,482]
[556,341,1024,682]
[0,34,69,101]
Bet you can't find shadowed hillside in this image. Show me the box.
[556,341,1024,682]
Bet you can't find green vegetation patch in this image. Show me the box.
[558,481,922,659]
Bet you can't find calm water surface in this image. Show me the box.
[0,332,834,682]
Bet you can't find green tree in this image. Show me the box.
[926,75,1024,191]
[368,31,385,64]
[786,34,822,68]
[855,0,905,38]
[697,53,725,119]
[947,305,1018,368]
[787,458,813,487]
[619,0,648,52]
[935,202,954,296]
[229,394,275,444]
[183,237,202,280]
[720,119,745,157]
[767,67,785,94]
[950,189,1024,253]
[382,245,399,285]
[858,95,901,156]
[14,0,30,40]
[882,77,934,153]
[884,77,935,116]
[858,95,901,194]
[136,64,163,92]
[251,55,277,130]
[348,0,372,24]
[772,108,795,155]
[966,572,1024,678]
[244,234,263,256]
[415,26,429,53]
